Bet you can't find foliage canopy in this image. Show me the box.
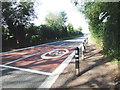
[2,2,83,51]
[82,2,119,60]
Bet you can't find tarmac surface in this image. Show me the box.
[1,36,88,89]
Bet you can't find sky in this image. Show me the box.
[32,0,90,33]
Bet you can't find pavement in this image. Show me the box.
[1,36,88,89]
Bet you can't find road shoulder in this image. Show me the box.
[51,40,118,88]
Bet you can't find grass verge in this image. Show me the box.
[89,35,103,50]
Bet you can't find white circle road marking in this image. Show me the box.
[41,49,69,59]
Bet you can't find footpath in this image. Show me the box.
[51,39,119,89]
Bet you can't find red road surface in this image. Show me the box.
[1,45,74,72]
[1,45,54,64]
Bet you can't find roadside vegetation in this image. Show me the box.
[78,2,119,62]
[2,2,83,52]
[74,1,120,85]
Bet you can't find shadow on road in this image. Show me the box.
[52,44,114,88]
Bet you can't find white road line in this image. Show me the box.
[1,36,87,54]
[4,51,42,65]
[3,45,58,65]
[57,43,66,46]
[0,64,52,76]
[41,49,69,59]
[37,51,75,88]
[3,45,70,65]
[0,41,61,54]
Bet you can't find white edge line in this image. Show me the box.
[1,36,87,54]
[4,51,42,65]
[37,51,75,89]
[4,46,72,65]
[4,45,68,65]
[0,64,52,76]
[2,41,83,65]
[0,41,61,54]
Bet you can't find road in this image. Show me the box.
[0,36,88,89]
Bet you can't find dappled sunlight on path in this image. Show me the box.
[51,41,118,88]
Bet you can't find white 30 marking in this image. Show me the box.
[41,49,69,59]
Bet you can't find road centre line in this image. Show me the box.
[0,41,61,54]
[37,51,75,88]
[3,45,59,65]
[3,45,72,65]
[4,51,43,65]
[1,36,87,54]
[0,64,52,75]
[37,37,88,88]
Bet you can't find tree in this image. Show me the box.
[59,11,67,26]
[2,2,36,47]
[45,11,68,38]
[67,23,74,35]
[81,2,119,60]
[78,26,82,32]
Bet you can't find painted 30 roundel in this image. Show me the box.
[41,49,69,59]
